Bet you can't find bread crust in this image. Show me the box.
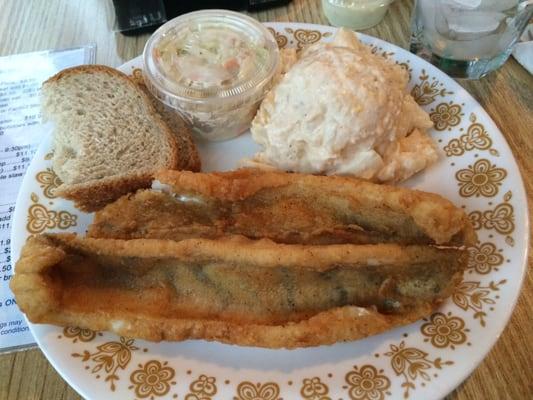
[44,65,199,211]
[135,79,201,172]
[56,171,153,212]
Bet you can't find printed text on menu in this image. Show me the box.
[0,46,95,352]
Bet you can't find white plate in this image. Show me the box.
[11,23,529,400]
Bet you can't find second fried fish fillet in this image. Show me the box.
[12,234,466,348]
[88,169,476,246]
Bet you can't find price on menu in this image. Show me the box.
[0,44,95,351]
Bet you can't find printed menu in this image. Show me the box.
[0,45,95,352]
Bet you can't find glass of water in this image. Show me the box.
[410,0,533,79]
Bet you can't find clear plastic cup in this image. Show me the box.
[410,0,533,79]
[143,10,280,141]
[322,0,394,30]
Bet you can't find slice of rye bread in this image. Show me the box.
[41,65,200,212]
[136,80,200,172]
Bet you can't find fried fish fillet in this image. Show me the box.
[88,169,476,246]
[11,233,466,348]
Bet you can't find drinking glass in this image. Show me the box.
[410,0,533,79]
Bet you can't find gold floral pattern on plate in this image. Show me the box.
[429,102,464,131]
[344,365,391,400]
[35,168,62,198]
[443,113,499,157]
[285,27,332,49]
[420,312,469,349]
[72,337,139,391]
[411,69,453,106]
[453,280,507,327]
[267,27,288,48]
[129,360,176,399]
[467,242,504,274]
[44,150,54,160]
[300,377,331,400]
[234,381,281,400]
[185,374,217,400]
[130,67,144,83]
[384,341,453,398]
[469,191,515,241]
[60,326,100,343]
[26,192,77,234]
[455,159,507,198]
[396,61,412,81]
[368,44,395,59]
[469,202,514,234]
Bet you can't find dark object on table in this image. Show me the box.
[113,0,292,35]
[165,0,292,14]
[112,0,167,35]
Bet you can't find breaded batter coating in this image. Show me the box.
[88,169,476,246]
[11,234,466,348]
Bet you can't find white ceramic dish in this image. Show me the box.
[11,22,528,400]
